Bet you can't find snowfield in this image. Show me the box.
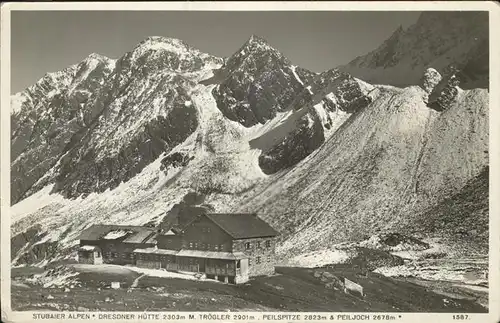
[287,249,353,268]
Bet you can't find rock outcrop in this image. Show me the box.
[428,73,462,112]
[212,35,316,127]
[421,68,442,94]
[11,54,116,203]
[256,69,374,174]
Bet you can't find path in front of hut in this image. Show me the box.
[130,274,146,289]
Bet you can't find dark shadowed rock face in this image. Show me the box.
[259,113,325,174]
[340,12,489,88]
[212,35,316,127]
[291,69,373,113]
[349,25,405,70]
[457,38,489,90]
[256,69,373,175]
[53,102,199,198]
[160,152,194,174]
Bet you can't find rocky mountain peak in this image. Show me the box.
[137,36,189,50]
[234,34,283,61]
[340,11,488,87]
[129,36,192,59]
[246,34,270,45]
[114,36,222,77]
[211,35,316,127]
[81,53,115,69]
[84,52,113,62]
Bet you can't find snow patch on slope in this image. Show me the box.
[287,249,353,268]
[11,93,27,114]
[290,65,304,85]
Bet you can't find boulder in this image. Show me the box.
[421,68,442,94]
[428,74,462,111]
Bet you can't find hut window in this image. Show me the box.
[207,227,211,233]
[189,242,193,249]
[265,240,271,248]
[194,242,198,249]
[112,252,118,258]
[167,239,172,244]
[207,243,211,250]
[236,260,241,269]
[245,242,251,250]
[129,253,134,259]
[214,245,219,251]
[96,251,101,257]
[256,256,261,264]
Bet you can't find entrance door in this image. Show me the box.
[240,258,249,276]
[93,250,103,264]
[199,259,206,272]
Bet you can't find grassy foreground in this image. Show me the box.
[11,264,487,312]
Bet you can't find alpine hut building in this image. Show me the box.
[76,213,279,284]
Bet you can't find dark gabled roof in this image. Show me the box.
[76,224,156,243]
[204,213,279,239]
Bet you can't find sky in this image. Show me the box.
[11,11,421,94]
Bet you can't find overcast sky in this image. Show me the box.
[11,11,421,93]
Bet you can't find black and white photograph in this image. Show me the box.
[1,2,498,322]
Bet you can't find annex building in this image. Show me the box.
[76,213,279,284]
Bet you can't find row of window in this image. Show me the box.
[137,254,172,262]
[105,252,133,259]
[187,242,225,251]
[245,240,272,250]
[99,251,271,267]
[248,255,272,265]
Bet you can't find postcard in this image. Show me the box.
[1,1,499,323]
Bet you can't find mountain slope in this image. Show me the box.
[10,14,489,269]
[235,84,488,257]
[11,54,116,204]
[340,11,489,88]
